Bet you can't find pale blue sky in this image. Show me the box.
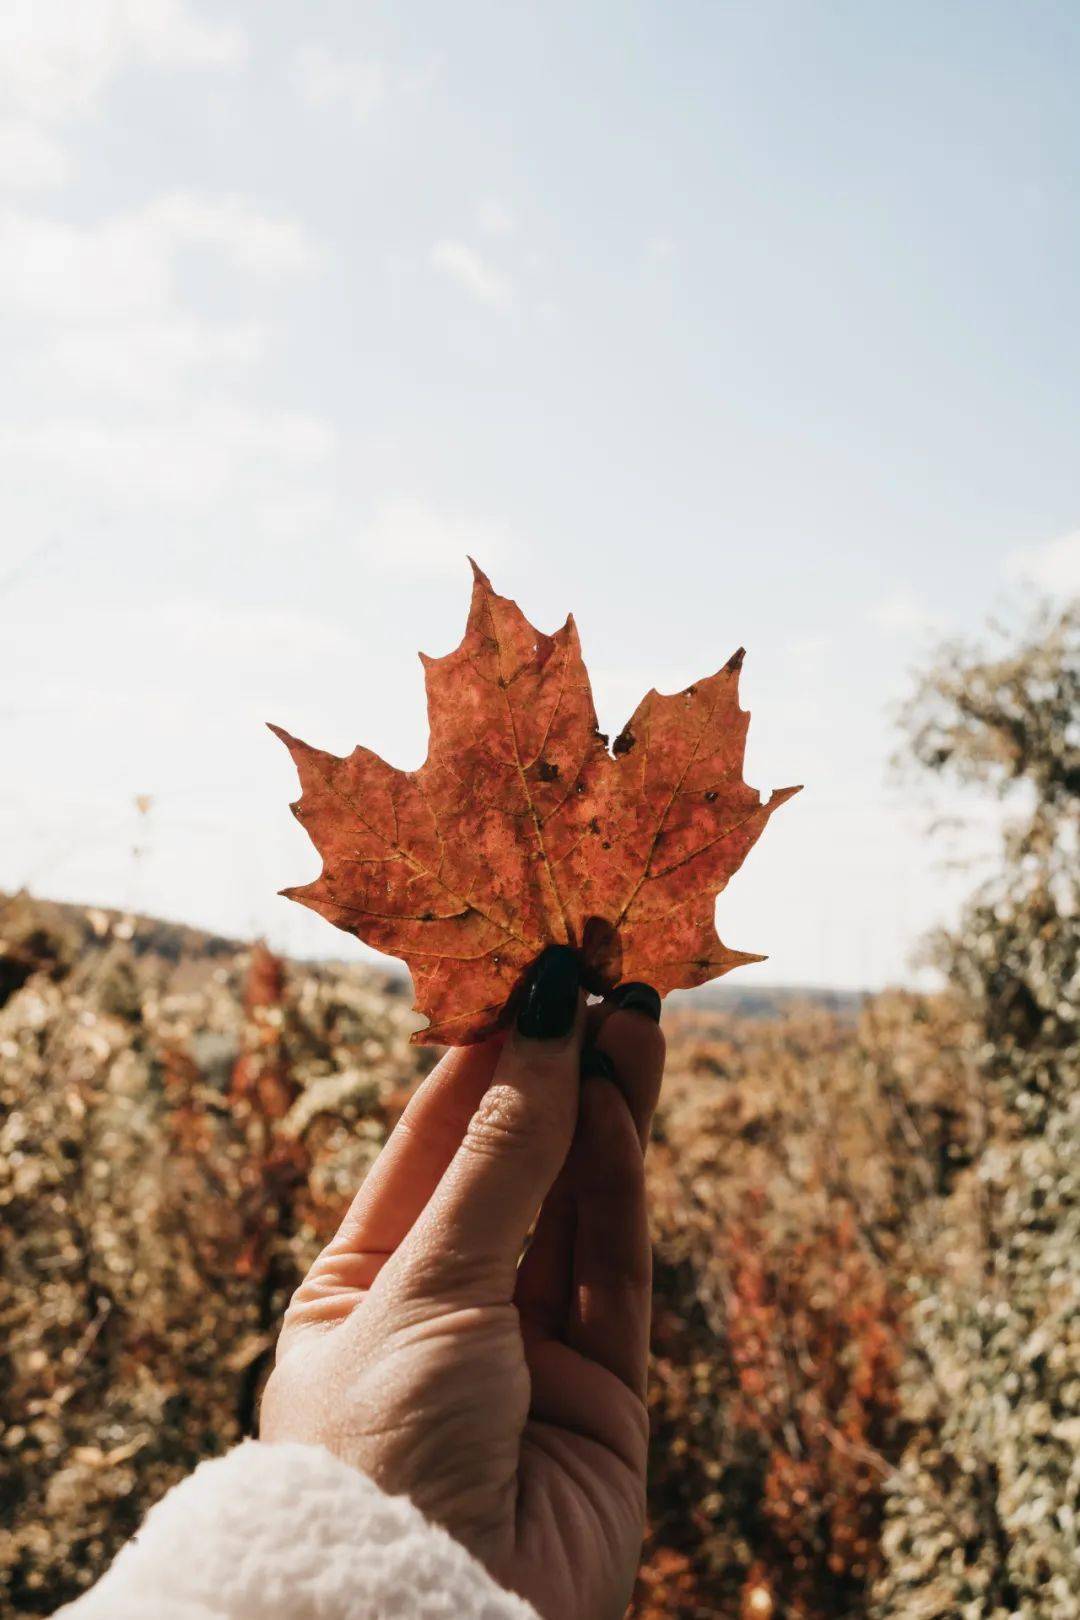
[2,0,1078,989]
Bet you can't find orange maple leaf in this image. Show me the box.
[272,564,800,1044]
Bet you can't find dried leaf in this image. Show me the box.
[272,563,799,1043]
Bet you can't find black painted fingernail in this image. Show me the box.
[581,1045,617,1082]
[516,945,580,1040]
[610,981,662,1024]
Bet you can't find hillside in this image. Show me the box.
[0,890,864,1023]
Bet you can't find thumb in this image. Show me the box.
[394,945,585,1302]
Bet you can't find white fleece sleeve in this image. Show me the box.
[55,1439,539,1620]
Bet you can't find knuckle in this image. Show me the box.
[397,1238,505,1302]
[607,1006,666,1064]
[463,1078,564,1160]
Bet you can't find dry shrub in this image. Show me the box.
[0,906,428,1614]
[870,600,1079,1620]
[633,993,975,1619]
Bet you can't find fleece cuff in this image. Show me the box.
[56,1439,538,1620]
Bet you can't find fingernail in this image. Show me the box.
[609,981,662,1024]
[581,1045,617,1082]
[516,945,580,1040]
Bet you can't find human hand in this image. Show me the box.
[260,946,664,1620]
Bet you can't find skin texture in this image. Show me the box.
[260,994,664,1620]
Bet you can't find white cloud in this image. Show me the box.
[140,600,361,663]
[789,635,831,666]
[46,317,265,399]
[115,0,245,71]
[0,1,245,196]
[145,192,326,277]
[0,406,336,507]
[644,234,677,270]
[292,44,389,120]
[363,497,514,579]
[291,42,440,121]
[477,198,514,237]
[0,191,320,407]
[868,587,945,635]
[0,121,70,190]
[430,239,513,310]
[3,599,359,673]
[252,489,339,544]
[1004,530,1080,595]
[0,0,245,125]
[0,209,173,321]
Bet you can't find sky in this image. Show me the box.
[2,0,1078,992]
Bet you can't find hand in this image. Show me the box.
[260,947,664,1620]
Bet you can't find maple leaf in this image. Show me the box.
[271,564,800,1045]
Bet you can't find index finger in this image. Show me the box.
[391,957,586,1303]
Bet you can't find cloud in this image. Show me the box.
[0,1,245,196]
[0,0,245,125]
[644,234,677,270]
[0,193,321,393]
[45,317,266,400]
[0,121,70,190]
[0,406,336,508]
[291,44,389,120]
[477,198,514,238]
[363,498,514,580]
[1003,530,1080,595]
[0,208,172,321]
[868,587,945,635]
[4,599,359,674]
[145,600,362,663]
[290,42,439,122]
[0,195,323,323]
[145,191,326,277]
[251,489,339,544]
[430,239,513,309]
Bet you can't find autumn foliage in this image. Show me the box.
[629,995,959,1620]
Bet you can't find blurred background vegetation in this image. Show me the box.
[1,599,1076,1620]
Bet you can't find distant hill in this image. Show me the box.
[0,890,240,959]
[672,982,868,1021]
[0,890,866,1020]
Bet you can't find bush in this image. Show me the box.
[872,601,1079,1620]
